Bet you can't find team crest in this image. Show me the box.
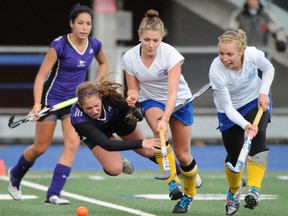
[248,69,257,80]
[158,69,168,78]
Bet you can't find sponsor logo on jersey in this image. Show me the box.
[77,59,86,67]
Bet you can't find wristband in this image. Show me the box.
[33,103,42,109]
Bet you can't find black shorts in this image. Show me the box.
[38,105,72,122]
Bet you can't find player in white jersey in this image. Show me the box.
[209,29,274,215]
[122,9,200,214]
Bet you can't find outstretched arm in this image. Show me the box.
[74,122,159,151]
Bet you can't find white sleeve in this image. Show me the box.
[214,89,250,130]
[209,60,250,129]
[257,50,275,95]
[259,67,274,95]
[121,52,134,76]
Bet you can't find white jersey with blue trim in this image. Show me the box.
[209,46,274,129]
[121,42,192,105]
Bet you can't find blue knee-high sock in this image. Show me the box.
[12,155,34,186]
[46,163,71,198]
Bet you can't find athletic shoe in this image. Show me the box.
[172,194,193,213]
[169,180,183,200]
[122,158,134,174]
[8,168,22,200]
[225,179,246,215]
[196,173,202,189]
[45,195,70,205]
[244,186,260,209]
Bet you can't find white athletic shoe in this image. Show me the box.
[8,168,22,200]
[122,158,134,174]
[45,195,70,205]
[225,179,247,215]
[196,173,202,188]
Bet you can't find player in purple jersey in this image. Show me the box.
[71,80,161,176]
[8,4,109,205]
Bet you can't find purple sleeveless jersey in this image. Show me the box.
[42,35,102,106]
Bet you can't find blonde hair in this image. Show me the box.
[138,9,167,37]
[218,29,247,49]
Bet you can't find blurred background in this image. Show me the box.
[0,0,287,144]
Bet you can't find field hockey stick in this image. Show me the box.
[157,82,211,122]
[155,128,171,180]
[155,83,211,180]
[8,97,78,129]
[226,107,264,173]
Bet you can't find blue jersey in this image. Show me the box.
[42,35,102,106]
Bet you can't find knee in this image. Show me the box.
[176,154,188,165]
[29,144,48,157]
[103,165,122,176]
[176,150,194,166]
[64,140,80,153]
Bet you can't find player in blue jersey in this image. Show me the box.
[8,4,110,205]
[71,80,161,176]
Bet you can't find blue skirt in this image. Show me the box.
[140,99,194,126]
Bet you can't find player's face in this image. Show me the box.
[70,12,92,39]
[82,95,102,119]
[139,30,162,57]
[218,42,244,71]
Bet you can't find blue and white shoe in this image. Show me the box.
[172,194,193,213]
[244,186,260,209]
[169,180,183,200]
[225,179,246,215]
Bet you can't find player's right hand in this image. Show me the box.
[29,106,41,121]
[245,124,258,138]
[126,95,137,108]
[142,138,161,150]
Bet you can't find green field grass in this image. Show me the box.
[0,171,287,216]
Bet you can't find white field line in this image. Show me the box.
[0,194,38,200]
[133,194,279,200]
[0,176,156,216]
[13,174,228,180]
[0,174,283,210]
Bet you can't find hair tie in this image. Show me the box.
[78,90,100,99]
[220,37,242,46]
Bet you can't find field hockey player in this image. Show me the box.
[209,29,274,215]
